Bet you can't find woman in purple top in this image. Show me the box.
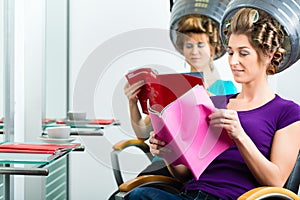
[126,8,300,200]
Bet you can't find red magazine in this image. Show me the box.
[89,119,116,125]
[0,143,80,154]
[125,68,204,114]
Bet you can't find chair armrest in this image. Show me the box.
[119,175,183,192]
[113,139,150,152]
[238,186,299,200]
[112,139,153,161]
[111,139,154,186]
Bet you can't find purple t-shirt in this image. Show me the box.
[183,94,300,199]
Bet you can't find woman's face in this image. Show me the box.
[182,33,212,72]
[227,34,268,84]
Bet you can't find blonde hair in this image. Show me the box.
[175,14,224,60]
[224,8,286,74]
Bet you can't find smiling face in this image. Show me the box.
[182,33,213,72]
[227,34,270,84]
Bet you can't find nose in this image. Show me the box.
[229,53,239,66]
[191,45,198,55]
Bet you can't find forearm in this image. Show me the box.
[234,134,284,186]
[129,101,152,140]
[165,161,192,183]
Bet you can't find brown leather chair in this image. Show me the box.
[111,139,300,200]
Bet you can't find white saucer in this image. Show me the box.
[38,136,76,144]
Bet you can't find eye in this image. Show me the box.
[240,50,249,57]
[185,43,193,49]
[197,42,206,48]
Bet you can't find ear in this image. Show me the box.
[264,53,274,65]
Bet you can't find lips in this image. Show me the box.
[190,57,201,61]
[232,69,244,75]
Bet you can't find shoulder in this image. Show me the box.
[273,95,300,111]
[273,95,300,129]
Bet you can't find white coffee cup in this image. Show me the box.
[67,111,86,121]
[46,126,71,139]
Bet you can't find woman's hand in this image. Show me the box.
[149,132,171,157]
[124,81,144,103]
[208,109,246,140]
[149,132,192,181]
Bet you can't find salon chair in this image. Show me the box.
[110,139,182,200]
[111,139,300,200]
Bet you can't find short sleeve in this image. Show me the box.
[277,100,300,130]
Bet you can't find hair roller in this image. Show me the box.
[273,52,282,60]
[252,9,259,23]
[272,55,283,65]
[213,27,218,43]
[207,19,213,35]
[267,65,276,74]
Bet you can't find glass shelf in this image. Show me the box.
[42,120,120,136]
[43,120,120,129]
[0,143,84,176]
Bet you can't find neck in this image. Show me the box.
[239,78,274,101]
[190,63,210,72]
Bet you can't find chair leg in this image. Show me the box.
[107,190,120,200]
[114,191,127,200]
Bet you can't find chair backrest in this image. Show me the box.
[284,151,300,194]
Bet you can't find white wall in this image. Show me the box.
[45,0,68,119]
[270,64,300,104]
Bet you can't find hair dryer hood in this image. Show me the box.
[220,0,300,73]
[170,0,231,60]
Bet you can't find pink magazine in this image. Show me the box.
[148,85,233,179]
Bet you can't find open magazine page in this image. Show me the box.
[126,68,203,114]
[148,85,233,179]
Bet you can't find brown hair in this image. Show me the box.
[175,14,224,60]
[224,8,286,74]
